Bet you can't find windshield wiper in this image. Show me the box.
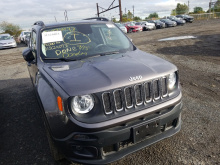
[43,57,79,62]
[100,51,120,56]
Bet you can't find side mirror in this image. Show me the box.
[22,47,34,62]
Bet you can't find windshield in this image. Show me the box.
[0,35,12,40]
[41,23,133,60]
[24,32,30,35]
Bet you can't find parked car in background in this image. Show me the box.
[0,33,17,49]
[24,33,31,46]
[135,21,155,31]
[167,16,186,26]
[22,17,182,164]
[20,31,31,43]
[176,15,194,23]
[148,20,165,29]
[124,22,142,33]
[115,23,127,33]
[160,19,177,27]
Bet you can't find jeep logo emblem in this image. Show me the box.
[129,75,143,82]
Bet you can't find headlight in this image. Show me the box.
[71,95,94,114]
[168,72,177,89]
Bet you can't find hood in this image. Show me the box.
[0,39,14,44]
[186,15,193,19]
[133,25,142,28]
[168,21,176,24]
[146,22,155,26]
[43,49,177,96]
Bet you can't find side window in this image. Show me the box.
[31,31,37,58]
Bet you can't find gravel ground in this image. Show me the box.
[0,19,220,165]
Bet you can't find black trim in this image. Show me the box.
[52,101,182,164]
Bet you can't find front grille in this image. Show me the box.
[102,76,168,115]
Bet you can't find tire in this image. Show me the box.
[45,126,64,161]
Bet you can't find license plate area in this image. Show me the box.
[132,120,160,143]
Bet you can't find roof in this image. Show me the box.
[33,17,111,28]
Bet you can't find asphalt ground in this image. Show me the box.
[0,19,220,165]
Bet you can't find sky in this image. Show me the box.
[0,0,210,30]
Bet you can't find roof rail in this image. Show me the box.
[84,17,109,21]
[33,21,45,26]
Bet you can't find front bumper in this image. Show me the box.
[0,43,17,49]
[184,18,193,22]
[53,97,182,164]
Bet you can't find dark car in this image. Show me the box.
[176,14,194,23]
[24,33,31,46]
[148,20,166,29]
[167,16,186,26]
[160,19,177,27]
[22,17,182,165]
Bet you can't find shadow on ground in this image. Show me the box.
[0,78,71,165]
[156,34,220,57]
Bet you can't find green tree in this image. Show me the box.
[194,7,204,13]
[112,17,117,23]
[0,21,22,37]
[148,12,159,19]
[214,0,220,12]
[122,11,133,22]
[171,9,176,16]
[176,3,189,15]
[133,16,141,21]
[127,10,133,20]
[207,0,220,13]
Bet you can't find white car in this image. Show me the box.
[135,21,156,31]
[115,23,127,33]
[20,31,31,42]
[0,34,17,49]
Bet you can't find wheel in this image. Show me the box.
[45,126,64,161]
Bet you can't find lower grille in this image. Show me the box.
[102,117,179,155]
[102,76,168,115]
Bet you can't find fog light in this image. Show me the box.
[73,134,89,140]
[72,145,98,158]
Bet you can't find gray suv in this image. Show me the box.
[22,17,182,164]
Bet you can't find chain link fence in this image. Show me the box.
[189,12,220,20]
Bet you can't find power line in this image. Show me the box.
[96,0,122,22]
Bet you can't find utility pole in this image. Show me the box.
[96,0,122,22]
[188,1,189,14]
[96,3,99,17]
[209,0,212,13]
[133,5,134,19]
[119,0,122,22]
